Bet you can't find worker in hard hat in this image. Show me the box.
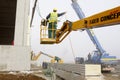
[46,8,66,38]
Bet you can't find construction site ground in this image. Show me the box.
[0,72,45,80]
[0,70,120,80]
[0,64,119,80]
[0,65,50,80]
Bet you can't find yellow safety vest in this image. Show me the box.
[49,12,58,22]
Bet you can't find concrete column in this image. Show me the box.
[0,0,31,71]
[14,0,30,46]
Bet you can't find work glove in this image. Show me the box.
[46,19,49,22]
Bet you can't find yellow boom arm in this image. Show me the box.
[56,6,120,43]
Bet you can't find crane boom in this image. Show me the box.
[40,51,63,63]
[40,51,54,58]
[71,0,105,55]
[31,51,54,61]
[31,51,41,61]
[71,0,118,72]
[56,6,120,43]
[31,51,63,63]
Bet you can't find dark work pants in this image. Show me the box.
[48,22,57,38]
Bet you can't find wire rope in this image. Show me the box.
[68,35,76,63]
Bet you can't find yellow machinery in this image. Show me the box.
[31,51,41,61]
[31,51,63,63]
[40,19,56,44]
[40,6,120,44]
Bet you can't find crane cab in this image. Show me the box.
[40,19,56,44]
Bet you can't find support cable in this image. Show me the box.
[68,35,76,63]
[36,0,44,19]
[64,12,76,63]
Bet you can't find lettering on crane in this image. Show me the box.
[89,18,99,24]
[100,12,120,22]
[89,11,120,25]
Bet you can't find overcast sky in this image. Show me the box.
[30,0,120,64]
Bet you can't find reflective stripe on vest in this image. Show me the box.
[49,12,58,22]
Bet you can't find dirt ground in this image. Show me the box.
[0,73,45,80]
[103,73,120,80]
[0,71,120,80]
[103,64,120,80]
[0,64,119,80]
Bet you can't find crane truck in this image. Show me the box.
[40,3,120,72]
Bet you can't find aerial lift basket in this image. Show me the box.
[40,19,56,44]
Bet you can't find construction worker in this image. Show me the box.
[46,8,66,38]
